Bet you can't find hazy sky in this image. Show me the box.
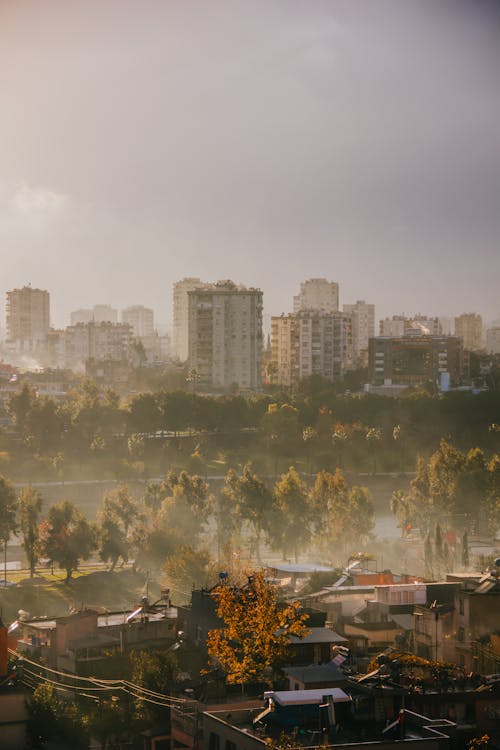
[1,0,499,330]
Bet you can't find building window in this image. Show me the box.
[209,733,220,750]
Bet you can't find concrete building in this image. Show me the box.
[380,316,442,337]
[173,277,212,361]
[454,313,483,351]
[293,278,339,314]
[368,334,464,387]
[70,305,118,325]
[122,305,155,339]
[187,281,263,390]
[64,321,134,368]
[271,311,352,387]
[5,285,50,352]
[485,326,500,355]
[343,300,375,367]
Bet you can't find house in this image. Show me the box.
[13,594,177,676]
[288,627,347,666]
[284,662,348,691]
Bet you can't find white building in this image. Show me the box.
[6,285,50,353]
[454,313,483,351]
[343,300,375,367]
[485,326,500,355]
[188,281,263,390]
[70,305,118,325]
[121,306,155,339]
[271,311,352,387]
[380,315,442,337]
[293,278,339,314]
[173,277,212,361]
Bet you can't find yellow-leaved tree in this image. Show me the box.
[207,571,309,685]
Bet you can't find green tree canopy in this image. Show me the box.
[39,500,96,582]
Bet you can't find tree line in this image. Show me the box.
[1,378,499,480]
[0,465,375,587]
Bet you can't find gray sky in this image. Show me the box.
[1,0,499,330]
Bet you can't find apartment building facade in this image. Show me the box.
[293,277,339,314]
[173,277,211,361]
[368,334,464,387]
[343,300,375,367]
[271,311,352,387]
[454,313,483,351]
[5,285,50,352]
[187,281,263,390]
[121,305,155,339]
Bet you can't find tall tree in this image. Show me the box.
[207,571,309,685]
[0,474,18,584]
[271,467,311,562]
[19,486,43,577]
[38,501,96,582]
[234,465,272,561]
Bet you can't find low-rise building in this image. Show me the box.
[13,596,177,676]
[368,333,465,387]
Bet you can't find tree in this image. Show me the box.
[98,485,141,570]
[271,467,311,562]
[27,684,89,749]
[164,545,217,601]
[461,530,470,569]
[234,465,272,561]
[130,648,178,723]
[0,474,18,583]
[39,501,96,582]
[310,470,374,561]
[19,486,43,577]
[207,571,309,685]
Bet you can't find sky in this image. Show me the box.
[1,0,499,331]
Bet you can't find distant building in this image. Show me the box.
[64,321,134,368]
[454,313,483,351]
[5,285,50,352]
[380,316,443,337]
[368,334,465,387]
[271,311,352,387]
[293,278,339,314]
[70,305,118,325]
[343,300,375,367]
[188,281,263,390]
[122,305,155,339]
[173,277,212,361]
[485,326,500,355]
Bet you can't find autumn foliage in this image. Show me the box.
[207,571,309,685]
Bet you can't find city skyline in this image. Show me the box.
[1,1,499,328]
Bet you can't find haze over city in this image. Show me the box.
[1,0,500,328]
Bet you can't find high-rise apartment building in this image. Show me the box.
[6,285,50,352]
[70,305,118,325]
[173,277,211,361]
[271,311,351,387]
[187,281,263,390]
[454,313,483,351]
[121,306,154,339]
[293,278,339,314]
[343,300,375,367]
[485,327,500,355]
